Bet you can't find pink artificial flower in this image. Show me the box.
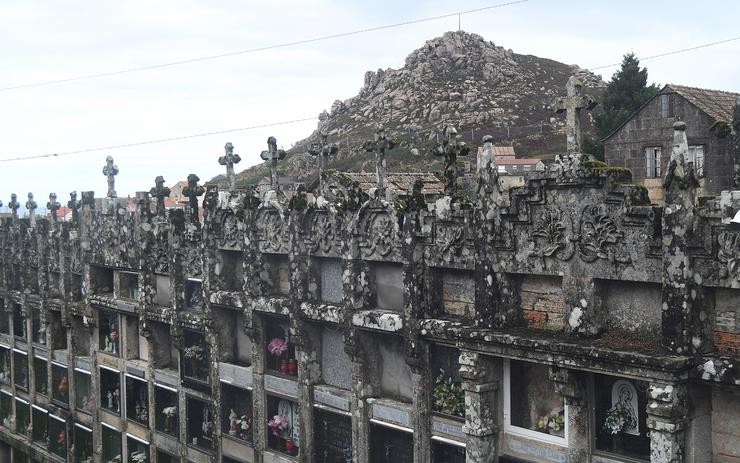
[267,414,289,437]
[267,338,288,357]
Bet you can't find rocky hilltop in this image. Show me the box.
[229,30,605,187]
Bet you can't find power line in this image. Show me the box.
[0,117,317,162]
[589,35,740,70]
[0,0,529,92]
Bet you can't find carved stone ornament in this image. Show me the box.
[309,212,334,253]
[435,223,465,258]
[362,213,396,257]
[262,212,285,252]
[529,207,573,261]
[718,231,740,281]
[577,205,630,264]
[219,212,239,248]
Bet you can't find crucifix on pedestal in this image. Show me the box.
[26,193,38,227]
[260,137,286,192]
[556,76,597,154]
[47,193,61,223]
[68,192,80,224]
[432,125,470,195]
[9,194,20,220]
[102,155,119,198]
[364,126,396,190]
[308,131,338,194]
[182,174,205,223]
[219,142,242,192]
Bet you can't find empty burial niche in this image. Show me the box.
[265,254,290,296]
[215,250,244,292]
[185,279,204,310]
[90,265,114,295]
[372,262,404,311]
[154,274,171,307]
[435,268,475,318]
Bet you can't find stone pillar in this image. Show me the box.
[295,326,321,463]
[410,359,432,463]
[251,315,267,463]
[459,351,499,463]
[647,382,688,463]
[550,367,589,462]
[348,334,380,463]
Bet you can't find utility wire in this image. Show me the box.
[589,35,740,70]
[0,0,529,92]
[0,117,317,162]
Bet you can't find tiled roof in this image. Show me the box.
[666,84,740,122]
[492,146,516,157]
[342,172,444,195]
[495,157,542,165]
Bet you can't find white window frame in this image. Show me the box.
[645,147,662,178]
[503,359,568,446]
[688,145,705,178]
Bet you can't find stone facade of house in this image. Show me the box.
[0,80,738,463]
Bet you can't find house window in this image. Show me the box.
[593,374,649,459]
[155,384,179,437]
[125,375,149,426]
[51,363,69,406]
[645,147,662,178]
[688,145,705,178]
[74,369,94,414]
[74,424,93,463]
[100,367,121,415]
[660,94,671,118]
[266,395,300,456]
[34,356,48,396]
[101,424,122,463]
[504,360,567,445]
[221,383,253,443]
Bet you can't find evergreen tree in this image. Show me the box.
[584,53,659,160]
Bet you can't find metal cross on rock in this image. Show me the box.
[260,137,286,192]
[219,142,242,192]
[308,132,338,192]
[182,174,205,222]
[150,176,171,217]
[102,155,119,198]
[364,126,396,190]
[556,76,597,154]
[47,193,61,222]
[432,125,470,195]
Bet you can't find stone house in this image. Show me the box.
[0,80,738,463]
[603,84,739,203]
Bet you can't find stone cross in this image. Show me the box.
[26,193,38,227]
[150,176,171,217]
[260,137,286,191]
[102,155,119,198]
[68,191,80,224]
[219,142,242,192]
[9,194,20,219]
[308,131,338,193]
[364,126,396,190]
[47,193,61,223]
[556,76,597,154]
[182,174,205,222]
[432,125,470,195]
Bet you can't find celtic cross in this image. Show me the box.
[26,193,38,226]
[9,194,20,219]
[308,132,338,193]
[364,126,396,190]
[47,193,61,223]
[260,137,286,191]
[432,125,470,195]
[556,76,597,154]
[150,176,171,217]
[68,192,80,224]
[182,174,205,222]
[219,142,242,192]
[102,155,119,198]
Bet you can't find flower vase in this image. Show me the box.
[285,438,296,455]
[279,359,289,375]
[287,359,297,376]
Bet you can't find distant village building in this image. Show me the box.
[476,145,545,189]
[257,175,302,196]
[603,84,739,203]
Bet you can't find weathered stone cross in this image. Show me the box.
[433,125,470,195]
[364,126,396,190]
[182,174,205,222]
[219,142,242,192]
[150,176,171,217]
[102,155,119,198]
[260,137,286,191]
[556,76,597,154]
[9,194,20,219]
[47,193,61,222]
[308,131,338,193]
[26,193,38,226]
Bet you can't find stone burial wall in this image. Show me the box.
[0,80,739,463]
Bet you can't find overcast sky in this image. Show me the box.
[1,0,739,210]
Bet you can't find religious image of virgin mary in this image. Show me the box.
[608,380,639,435]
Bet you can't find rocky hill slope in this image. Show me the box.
[227,30,605,187]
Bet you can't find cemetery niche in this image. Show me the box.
[98,310,120,356]
[13,350,28,390]
[181,329,210,386]
[266,395,300,456]
[594,375,650,459]
[154,385,179,437]
[125,375,149,426]
[74,424,93,463]
[74,369,94,413]
[313,408,352,462]
[264,316,296,376]
[33,356,48,396]
[99,367,121,415]
[187,396,215,451]
[101,425,122,463]
[221,383,253,443]
[51,362,69,406]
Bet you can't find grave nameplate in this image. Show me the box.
[265,375,298,397]
[432,417,465,439]
[372,403,411,427]
[507,436,567,463]
[313,409,352,463]
[314,389,350,412]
